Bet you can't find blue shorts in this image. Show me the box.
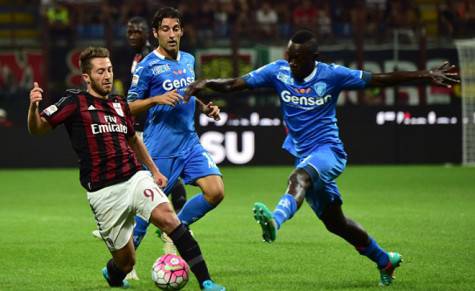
[153,143,222,195]
[295,143,347,218]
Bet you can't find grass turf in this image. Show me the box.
[0,166,474,290]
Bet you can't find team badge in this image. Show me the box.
[313,82,327,97]
[113,102,124,117]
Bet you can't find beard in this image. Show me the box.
[90,78,111,97]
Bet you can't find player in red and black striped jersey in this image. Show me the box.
[27,47,225,290]
[39,88,141,191]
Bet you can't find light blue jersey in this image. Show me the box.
[243,60,371,158]
[127,50,199,158]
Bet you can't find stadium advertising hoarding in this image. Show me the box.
[0,46,463,166]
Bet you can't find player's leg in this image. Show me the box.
[170,178,187,212]
[87,178,140,287]
[177,146,223,226]
[102,238,135,288]
[253,167,309,242]
[319,199,402,285]
[131,157,177,251]
[133,172,225,290]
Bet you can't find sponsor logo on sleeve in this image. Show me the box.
[43,105,58,116]
[131,74,139,86]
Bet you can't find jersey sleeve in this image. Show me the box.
[40,91,77,128]
[331,64,372,90]
[123,101,136,138]
[127,64,152,102]
[242,62,276,88]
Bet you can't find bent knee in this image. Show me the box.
[150,203,180,233]
[288,169,313,190]
[203,184,224,205]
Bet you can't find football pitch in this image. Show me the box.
[1,166,474,290]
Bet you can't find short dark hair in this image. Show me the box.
[151,7,183,30]
[128,16,149,32]
[290,30,319,53]
[79,47,110,74]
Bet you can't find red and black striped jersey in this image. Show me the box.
[41,89,141,191]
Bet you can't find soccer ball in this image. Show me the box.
[152,254,190,290]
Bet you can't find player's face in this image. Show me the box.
[127,23,147,51]
[84,57,113,97]
[153,18,183,58]
[286,42,317,81]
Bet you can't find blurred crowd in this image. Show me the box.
[33,0,475,48]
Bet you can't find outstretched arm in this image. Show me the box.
[369,62,459,88]
[184,77,248,102]
[27,82,52,135]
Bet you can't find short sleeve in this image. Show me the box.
[127,64,152,102]
[242,62,276,88]
[123,101,136,138]
[40,91,77,128]
[331,64,372,90]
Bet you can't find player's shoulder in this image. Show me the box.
[61,88,84,101]
[180,51,195,62]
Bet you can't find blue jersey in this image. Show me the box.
[127,50,199,158]
[243,60,371,157]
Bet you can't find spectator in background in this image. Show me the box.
[316,1,333,42]
[196,0,215,47]
[256,2,278,40]
[44,0,73,42]
[292,0,318,31]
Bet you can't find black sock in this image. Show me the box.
[171,181,187,212]
[169,223,211,287]
[106,259,127,287]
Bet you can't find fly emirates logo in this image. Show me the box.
[280,90,332,108]
[91,115,127,135]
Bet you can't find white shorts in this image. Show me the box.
[87,170,168,252]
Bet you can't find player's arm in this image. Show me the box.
[184,78,248,102]
[127,133,168,188]
[128,90,183,115]
[368,62,459,88]
[27,82,52,135]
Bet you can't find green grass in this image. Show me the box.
[1,166,475,290]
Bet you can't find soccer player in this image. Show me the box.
[91,17,189,255]
[127,15,188,215]
[27,47,225,291]
[184,30,459,286]
[127,7,224,255]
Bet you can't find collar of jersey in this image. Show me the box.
[303,61,319,83]
[154,48,181,61]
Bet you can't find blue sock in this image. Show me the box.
[357,237,390,269]
[177,193,214,226]
[272,193,298,229]
[132,216,149,249]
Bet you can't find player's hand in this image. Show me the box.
[429,62,460,88]
[29,82,44,108]
[202,101,221,121]
[153,90,183,107]
[153,171,168,188]
[184,80,207,103]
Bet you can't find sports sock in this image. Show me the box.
[170,181,187,212]
[177,193,214,226]
[356,237,390,269]
[273,193,298,229]
[132,215,149,249]
[169,223,210,287]
[106,259,127,286]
